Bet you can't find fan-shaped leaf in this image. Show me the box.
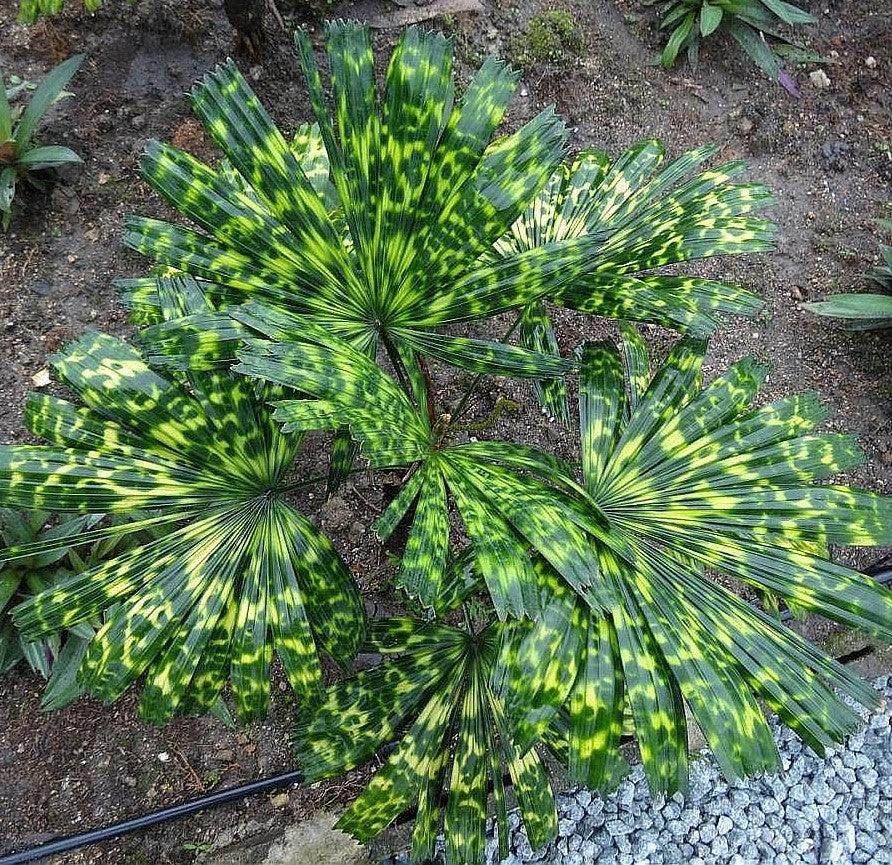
[2,284,364,723]
[543,334,892,796]
[296,614,570,864]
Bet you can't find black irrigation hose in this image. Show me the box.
[2,562,891,865]
[0,772,306,865]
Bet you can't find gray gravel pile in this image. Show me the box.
[386,675,892,865]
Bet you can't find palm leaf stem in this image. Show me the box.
[444,313,524,439]
[417,354,438,429]
[380,328,413,402]
[461,601,475,635]
[275,465,369,495]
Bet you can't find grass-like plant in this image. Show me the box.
[806,218,892,328]
[0,509,110,710]
[646,0,817,94]
[0,55,84,229]
[0,23,890,865]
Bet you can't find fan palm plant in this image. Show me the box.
[1,22,890,865]
[125,21,773,395]
[124,23,570,382]
[285,327,891,860]
[295,564,586,865]
[536,330,892,796]
[1,279,364,723]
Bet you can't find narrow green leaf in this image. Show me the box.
[661,14,695,67]
[17,145,81,168]
[805,294,892,325]
[0,76,13,142]
[618,322,650,417]
[700,2,724,37]
[444,664,489,865]
[374,470,425,543]
[393,326,573,379]
[760,0,816,25]
[40,634,91,711]
[397,464,450,609]
[14,54,84,150]
[518,300,570,423]
[566,615,628,791]
[578,341,625,493]
[726,18,785,83]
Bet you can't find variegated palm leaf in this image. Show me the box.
[226,301,614,621]
[118,122,340,331]
[0,281,364,723]
[532,328,892,798]
[489,143,772,419]
[120,21,612,383]
[295,568,585,865]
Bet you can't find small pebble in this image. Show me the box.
[810,69,831,90]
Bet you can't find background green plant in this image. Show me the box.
[806,217,892,328]
[0,54,84,229]
[0,509,107,710]
[0,23,890,865]
[17,0,101,24]
[645,0,819,94]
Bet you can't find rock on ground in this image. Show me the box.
[262,812,373,865]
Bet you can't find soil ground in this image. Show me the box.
[0,0,889,861]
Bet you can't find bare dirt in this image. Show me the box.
[0,0,889,861]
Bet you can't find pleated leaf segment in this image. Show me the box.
[295,569,587,865]
[1,281,364,723]
[537,327,892,799]
[120,20,623,383]
[488,142,774,420]
[230,301,614,622]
